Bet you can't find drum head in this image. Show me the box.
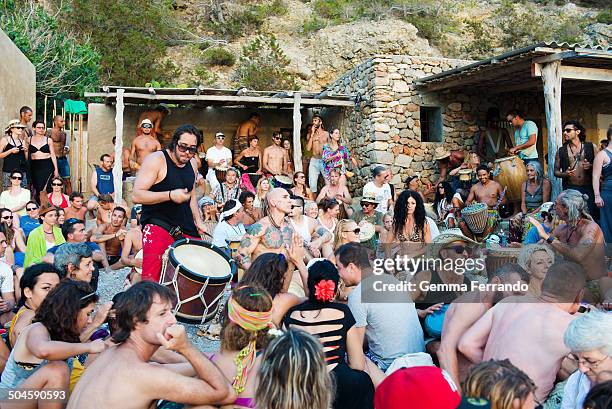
[495,155,516,163]
[274,175,293,185]
[358,220,376,242]
[134,249,143,274]
[170,239,234,282]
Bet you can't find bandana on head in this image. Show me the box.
[219,199,242,220]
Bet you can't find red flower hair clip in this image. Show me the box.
[314,280,336,302]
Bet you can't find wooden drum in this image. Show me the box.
[160,239,235,324]
[485,245,521,275]
[493,156,527,202]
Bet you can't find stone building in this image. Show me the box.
[325,42,612,198]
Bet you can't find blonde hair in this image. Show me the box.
[256,330,332,409]
[333,219,357,249]
[463,360,536,409]
[517,244,555,271]
[256,177,270,199]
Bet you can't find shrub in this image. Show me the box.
[205,0,288,40]
[232,33,298,90]
[302,15,327,34]
[202,47,236,66]
[0,0,100,97]
[462,20,495,59]
[193,66,219,87]
[596,10,612,24]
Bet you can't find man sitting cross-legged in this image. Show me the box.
[67,281,236,409]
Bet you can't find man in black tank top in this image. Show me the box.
[132,124,206,282]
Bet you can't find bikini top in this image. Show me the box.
[29,137,50,154]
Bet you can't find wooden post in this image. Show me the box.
[541,61,563,199]
[43,95,47,128]
[113,89,125,204]
[292,92,303,172]
[53,100,57,118]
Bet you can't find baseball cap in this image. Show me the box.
[374,366,461,409]
[140,118,153,126]
[215,132,225,138]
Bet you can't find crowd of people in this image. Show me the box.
[0,107,609,409]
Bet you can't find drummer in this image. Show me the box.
[210,167,241,210]
[133,124,207,283]
[316,169,352,219]
[206,132,233,192]
[350,193,383,251]
[466,165,506,210]
[262,131,288,176]
[211,199,247,256]
[506,110,539,166]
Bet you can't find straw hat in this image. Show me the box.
[433,146,451,161]
[4,119,26,133]
[360,193,380,205]
[427,228,478,259]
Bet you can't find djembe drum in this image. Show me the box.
[459,203,498,242]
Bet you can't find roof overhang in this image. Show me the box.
[416,42,612,96]
[84,86,355,108]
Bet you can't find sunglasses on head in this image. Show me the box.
[27,206,38,211]
[344,228,361,234]
[176,143,197,154]
[10,176,22,180]
[141,124,152,129]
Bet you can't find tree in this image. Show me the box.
[0,0,101,97]
[232,33,297,91]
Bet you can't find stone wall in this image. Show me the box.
[326,55,473,195]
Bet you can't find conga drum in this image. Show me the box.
[215,167,228,184]
[485,245,521,275]
[160,238,235,324]
[493,156,527,202]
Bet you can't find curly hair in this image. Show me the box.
[111,281,175,344]
[239,253,289,298]
[307,259,340,304]
[393,190,426,241]
[33,280,98,343]
[221,285,273,352]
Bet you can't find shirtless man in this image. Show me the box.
[438,263,529,388]
[236,187,296,269]
[92,207,128,269]
[234,112,260,159]
[130,118,162,173]
[238,191,261,226]
[19,106,33,138]
[458,261,585,405]
[466,165,505,209]
[262,131,287,176]
[121,217,143,284]
[137,105,169,140]
[306,115,330,193]
[64,192,87,221]
[48,115,72,194]
[289,194,333,261]
[96,194,115,226]
[112,136,132,177]
[529,189,607,291]
[67,281,235,409]
[316,169,352,210]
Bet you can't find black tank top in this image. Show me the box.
[141,150,198,236]
[240,156,259,173]
[2,137,27,172]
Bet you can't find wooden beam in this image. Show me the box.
[533,63,612,82]
[541,61,563,199]
[113,89,125,203]
[533,51,577,64]
[292,92,303,173]
[84,92,355,107]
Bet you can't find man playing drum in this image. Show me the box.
[506,110,539,166]
[133,124,207,283]
[467,165,506,210]
[206,132,233,192]
[262,131,288,176]
[236,187,296,270]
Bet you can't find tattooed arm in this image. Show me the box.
[236,222,264,270]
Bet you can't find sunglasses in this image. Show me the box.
[10,176,22,180]
[52,183,63,186]
[343,228,361,234]
[27,207,38,211]
[272,136,281,140]
[141,124,153,129]
[563,128,575,133]
[291,204,303,209]
[176,143,197,154]
[447,245,469,254]
[361,202,375,207]
[216,136,225,139]
[1,216,12,220]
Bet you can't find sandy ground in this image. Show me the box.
[96,267,221,353]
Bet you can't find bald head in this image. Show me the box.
[266,187,291,214]
[53,115,65,128]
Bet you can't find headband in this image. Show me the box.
[220,200,242,220]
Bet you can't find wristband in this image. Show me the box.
[168,190,172,201]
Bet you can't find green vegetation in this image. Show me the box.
[302,15,327,34]
[0,0,100,97]
[65,0,178,86]
[596,10,612,24]
[202,47,236,66]
[232,34,297,90]
[205,0,288,40]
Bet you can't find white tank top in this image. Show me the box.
[290,217,311,244]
